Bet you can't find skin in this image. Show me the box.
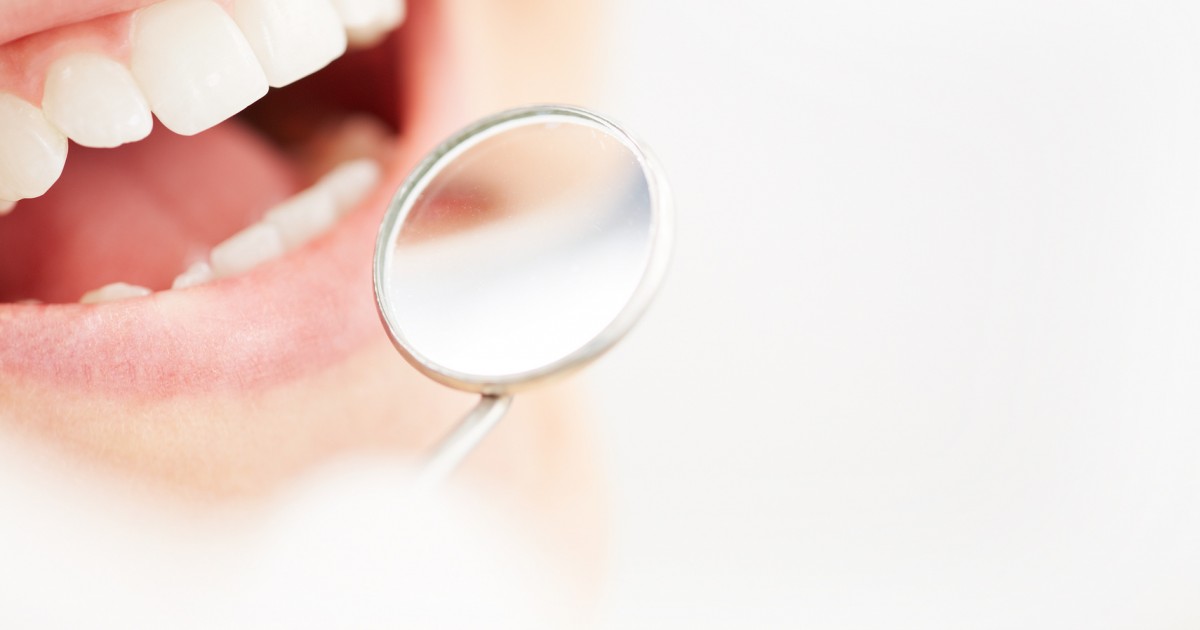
[0,0,608,605]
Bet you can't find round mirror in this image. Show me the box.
[374,105,672,394]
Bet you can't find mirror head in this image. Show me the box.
[374,105,672,394]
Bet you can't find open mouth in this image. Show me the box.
[0,1,608,590]
[0,0,465,395]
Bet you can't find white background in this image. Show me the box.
[591,1,1200,627]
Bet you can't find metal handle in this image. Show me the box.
[414,394,513,493]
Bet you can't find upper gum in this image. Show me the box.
[0,0,244,105]
[0,0,240,47]
[0,13,133,104]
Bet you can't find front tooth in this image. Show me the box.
[210,223,285,278]
[0,94,68,201]
[80,282,152,304]
[233,0,348,88]
[263,187,337,250]
[41,53,153,149]
[330,0,405,47]
[1,200,15,215]
[172,260,214,289]
[316,158,380,215]
[130,0,269,136]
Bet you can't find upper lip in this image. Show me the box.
[0,0,454,396]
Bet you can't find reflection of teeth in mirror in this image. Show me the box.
[80,282,153,304]
[399,170,642,251]
[393,197,643,278]
[171,260,214,290]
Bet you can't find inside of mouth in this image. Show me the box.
[0,32,403,305]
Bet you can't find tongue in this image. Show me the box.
[0,120,298,303]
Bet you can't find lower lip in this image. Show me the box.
[0,1,454,398]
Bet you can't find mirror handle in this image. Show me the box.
[414,394,513,492]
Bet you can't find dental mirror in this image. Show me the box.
[373,105,672,487]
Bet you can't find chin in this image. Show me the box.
[0,0,606,597]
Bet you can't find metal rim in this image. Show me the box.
[373,104,674,394]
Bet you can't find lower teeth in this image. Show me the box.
[76,156,381,304]
[209,221,286,279]
[80,282,153,304]
[172,261,214,290]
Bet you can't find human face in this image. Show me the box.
[0,0,606,586]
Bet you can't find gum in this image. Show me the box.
[0,0,236,104]
[1,0,151,44]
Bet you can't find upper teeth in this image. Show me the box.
[0,0,404,205]
[331,0,406,47]
[233,0,348,89]
[42,52,154,149]
[0,92,68,202]
[131,0,271,137]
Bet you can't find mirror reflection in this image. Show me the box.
[383,115,654,380]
